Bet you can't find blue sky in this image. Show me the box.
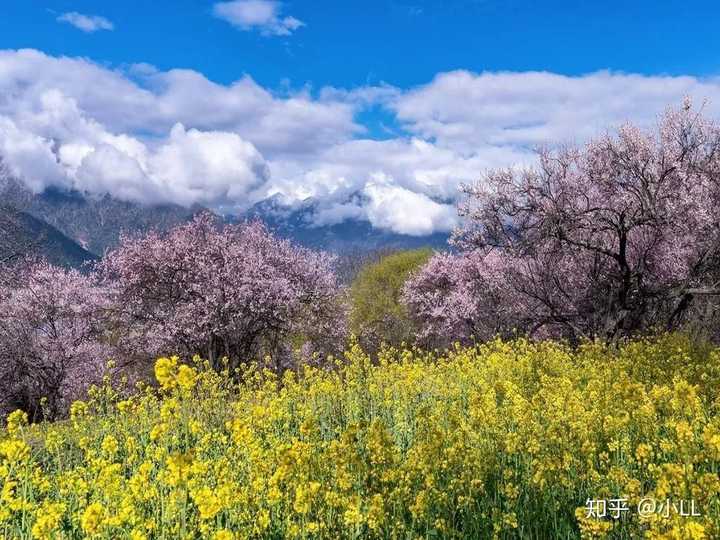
[1,1,720,235]
[5,1,720,90]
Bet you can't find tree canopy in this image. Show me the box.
[350,248,432,349]
[405,102,720,346]
[100,213,346,372]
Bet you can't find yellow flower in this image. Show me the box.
[31,502,65,540]
[343,498,364,527]
[1,336,719,538]
[192,487,222,520]
[165,452,193,487]
[101,434,119,457]
[117,399,133,413]
[257,509,271,530]
[69,400,88,421]
[635,443,652,462]
[80,502,104,535]
[44,429,62,453]
[177,364,198,391]
[129,530,148,540]
[154,356,179,390]
[150,422,167,442]
[683,521,707,540]
[6,409,28,436]
[0,439,31,463]
[293,482,320,515]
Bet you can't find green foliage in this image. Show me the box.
[349,248,432,348]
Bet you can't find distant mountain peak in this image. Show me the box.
[241,196,449,255]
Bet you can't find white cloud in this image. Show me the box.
[75,145,155,203]
[145,124,269,208]
[259,137,526,236]
[0,50,356,157]
[265,137,527,212]
[0,116,66,193]
[57,12,114,33]
[0,84,271,208]
[363,175,458,236]
[391,70,720,152]
[5,49,720,235]
[213,1,304,36]
[311,202,366,227]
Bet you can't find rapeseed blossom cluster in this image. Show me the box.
[1,334,719,538]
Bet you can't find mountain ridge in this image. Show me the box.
[0,177,204,257]
[0,207,98,268]
[0,178,450,268]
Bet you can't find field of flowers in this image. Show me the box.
[1,333,719,539]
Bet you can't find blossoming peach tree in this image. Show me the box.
[0,261,112,420]
[99,213,347,373]
[405,102,720,347]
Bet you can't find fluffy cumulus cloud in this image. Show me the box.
[261,138,527,235]
[363,176,458,236]
[391,70,720,152]
[56,12,114,33]
[70,125,269,208]
[0,73,271,208]
[145,124,269,208]
[0,116,66,193]
[3,49,720,235]
[0,50,357,155]
[213,1,304,36]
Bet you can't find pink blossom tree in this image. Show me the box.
[405,102,720,345]
[100,213,347,372]
[0,261,112,420]
[402,250,525,347]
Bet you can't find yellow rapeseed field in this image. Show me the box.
[1,334,720,539]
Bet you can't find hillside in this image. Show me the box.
[0,176,202,257]
[0,207,97,268]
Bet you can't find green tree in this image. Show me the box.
[350,248,433,350]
